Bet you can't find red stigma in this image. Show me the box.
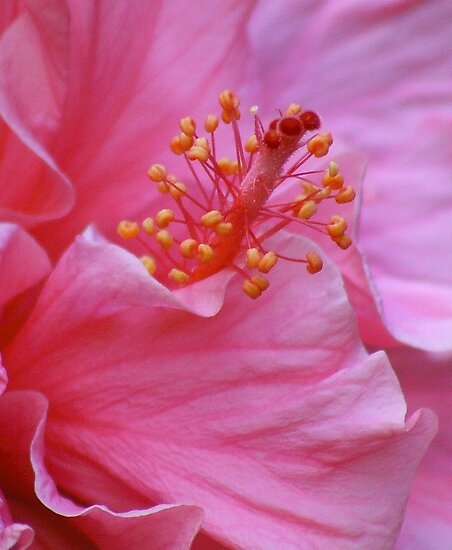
[300,111,321,131]
[278,116,305,137]
[263,129,281,149]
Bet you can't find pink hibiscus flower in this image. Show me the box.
[0,0,450,547]
[0,219,436,548]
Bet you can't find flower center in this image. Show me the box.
[117,90,355,299]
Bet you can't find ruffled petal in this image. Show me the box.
[4,234,436,548]
[0,387,203,549]
[391,348,452,549]
[0,2,74,225]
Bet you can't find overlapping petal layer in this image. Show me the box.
[391,348,452,549]
[4,233,436,549]
[0,384,203,549]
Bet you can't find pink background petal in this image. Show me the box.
[10,0,257,257]
[391,348,452,549]
[247,0,452,350]
[0,2,74,226]
[0,223,50,309]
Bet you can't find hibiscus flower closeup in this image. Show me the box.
[0,0,450,548]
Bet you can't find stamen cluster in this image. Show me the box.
[117,90,355,299]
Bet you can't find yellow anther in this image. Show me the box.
[205,114,219,133]
[219,89,240,112]
[293,193,306,203]
[170,136,185,155]
[140,255,157,276]
[147,164,167,182]
[244,134,259,154]
[187,146,209,162]
[230,160,239,174]
[286,103,302,116]
[201,210,223,227]
[322,172,344,190]
[251,274,269,291]
[187,136,210,162]
[155,229,173,249]
[327,215,347,238]
[179,238,198,258]
[258,251,278,273]
[307,132,333,157]
[335,186,356,204]
[217,157,235,175]
[197,243,214,263]
[142,217,155,235]
[195,137,209,150]
[221,107,240,124]
[155,209,174,228]
[328,161,339,177]
[306,252,323,274]
[221,109,233,124]
[178,133,194,152]
[156,181,170,193]
[317,187,331,199]
[168,268,189,285]
[117,220,139,239]
[298,200,317,220]
[179,116,197,137]
[332,234,352,250]
[242,279,262,299]
[169,181,186,200]
[301,182,320,196]
[214,222,233,235]
[245,247,261,269]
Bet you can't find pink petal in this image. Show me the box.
[0,366,35,549]
[0,223,50,310]
[0,388,203,549]
[391,348,452,549]
[0,0,257,257]
[0,2,74,226]
[4,233,436,548]
[248,0,452,351]
[0,508,34,550]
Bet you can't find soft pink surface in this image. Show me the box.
[0,366,34,550]
[0,223,50,311]
[391,348,452,549]
[0,2,74,226]
[248,0,452,351]
[0,384,203,549]
[2,233,436,549]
